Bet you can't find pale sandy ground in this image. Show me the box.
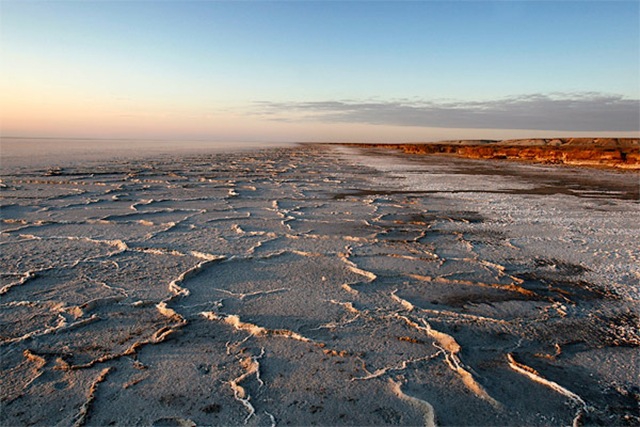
[1,144,638,426]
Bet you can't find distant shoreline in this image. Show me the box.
[331,138,640,170]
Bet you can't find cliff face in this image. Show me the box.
[344,138,640,169]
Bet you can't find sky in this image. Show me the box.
[1,0,639,142]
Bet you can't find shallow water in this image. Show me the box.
[1,144,638,426]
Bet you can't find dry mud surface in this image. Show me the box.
[1,144,639,426]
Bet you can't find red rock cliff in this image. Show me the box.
[341,138,640,170]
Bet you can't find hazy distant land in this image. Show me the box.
[336,138,640,169]
[1,143,638,426]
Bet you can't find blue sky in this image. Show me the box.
[1,1,638,141]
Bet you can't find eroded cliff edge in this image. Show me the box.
[337,138,640,170]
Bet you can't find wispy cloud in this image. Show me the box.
[254,93,640,132]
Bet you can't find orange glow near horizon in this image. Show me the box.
[2,81,638,142]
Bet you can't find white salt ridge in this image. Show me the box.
[201,312,315,344]
[227,347,266,424]
[72,367,113,427]
[389,380,437,427]
[506,353,588,427]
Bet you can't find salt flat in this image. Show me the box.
[1,144,638,426]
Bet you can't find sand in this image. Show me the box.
[1,143,638,426]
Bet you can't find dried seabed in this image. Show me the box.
[1,145,638,426]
